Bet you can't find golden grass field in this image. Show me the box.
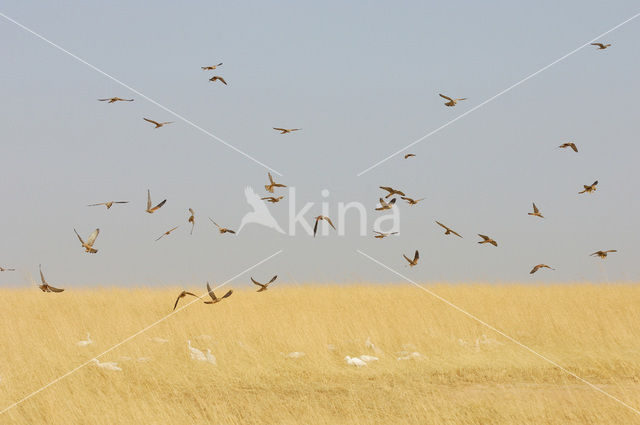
[1,284,640,424]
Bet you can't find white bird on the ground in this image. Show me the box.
[345,356,367,367]
[359,355,379,362]
[205,349,217,365]
[92,358,122,371]
[76,333,93,347]
[187,340,206,361]
[397,351,423,361]
[284,351,306,359]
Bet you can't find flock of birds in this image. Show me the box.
[0,42,622,370]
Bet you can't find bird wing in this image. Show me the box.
[439,94,453,101]
[379,186,393,193]
[173,294,182,310]
[605,250,617,253]
[39,264,46,284]
[151,199,167,211]
[48,285,64,293]
[313,218,319,236]
[478,234,489,241]
[227,229,236,234]
[268,275,278,284]
[273,128,287,132]
[414,250,419,261]
[451,229,462,238]
[530,265,539,274]
[325,217,336,230]
[591,43,604,47]
[144,118,160,126]
[592,181,598,186]
[251,278,265,287]
[87,203,106,207]
[209,218,221,229]
[86,229,99,246]
[378,198,388,208]
[189,208,194,215]
[74,229,85,245]
[570,143,578,152]
[435,221,448,231]
[221,289,233,299]
[206,282,217,301]
[147,190,152,210]
[217,77,227,85]
[403,254,411,263]
[388,198,396,205]
[532,203,539,213]
[268,172,275,185]
[97,99,110,101]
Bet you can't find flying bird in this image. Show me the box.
[201,63,223,70]
[209,76,227,85]
[273,127,301,134]
[591,250,617,259]
[0,267,15,272]
[209,218,235,234]
[173,290,197,310]
[155,226,180,241]
[146,190,167,213]
[401,196,425,206]
[404,154,416,159]
[87,201,129,209]
[375,198,396,211]
[439,93,467,107]
[98,97,133,103]
[143,118,173,128]
[313,215,336,237]
[530,264,554,274]
[38,265,64,293]
[251,275,277,292]
[579,181,598,194]
[435,221,462,238]
[188,208,195,235]
[528,203,544,218]
[403,250,419,267]
[74,228,100,254]
[591,43,611,50]
[477,234,498,247]
[558,142,578,152]
[264,172,287,193]
[373,231,397,239]
[204,282,233,304]
[379,186,405,198]
[261,196,284,203]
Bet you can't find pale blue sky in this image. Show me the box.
[1,1,639,287]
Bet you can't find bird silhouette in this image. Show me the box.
[251,275,277,292]
[478,234,498,247]
[403,250,419,267]
[238,187,285,234]
[528,203,544,218]
[74,228,100,253]
[591,43,611,50]
[558,142,578,152]
[204,282,233,304]
[439,93,467,107]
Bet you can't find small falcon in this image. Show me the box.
[204,282,233,304]
[38,265,64,293]
[173,290,197,310]
[375,198,396,211]
[401,196,424,206]
[591,43,611,50]
[273,127,301,134]
[251,275,278,292]
[209,218,235,234]
[558,142,578,152]
[435,221,462,238]
[201,63,223,70]
[379,186,405,199]
[143,118,174,128]
[528,203,544,218]
[0,266,15,272]
[156,226,180,241]
[74,228,100,254]
[98,97,134,103]
[403,250,419,267]
[146,190,167,214]
[209,76,227,85]
[591,250,617,259]
[404,154,416,159]
[261,196,284,203]
[373,231,397,239]
[87,201,129,210]
[530,264,554,274]
[439,93,467,107]
[313,215,336,237]
[188,208,195,235]
[579,181,598,194]
[477,234,498,247]
[265,172,286,193]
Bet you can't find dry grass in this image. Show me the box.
[1,284,640,424]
